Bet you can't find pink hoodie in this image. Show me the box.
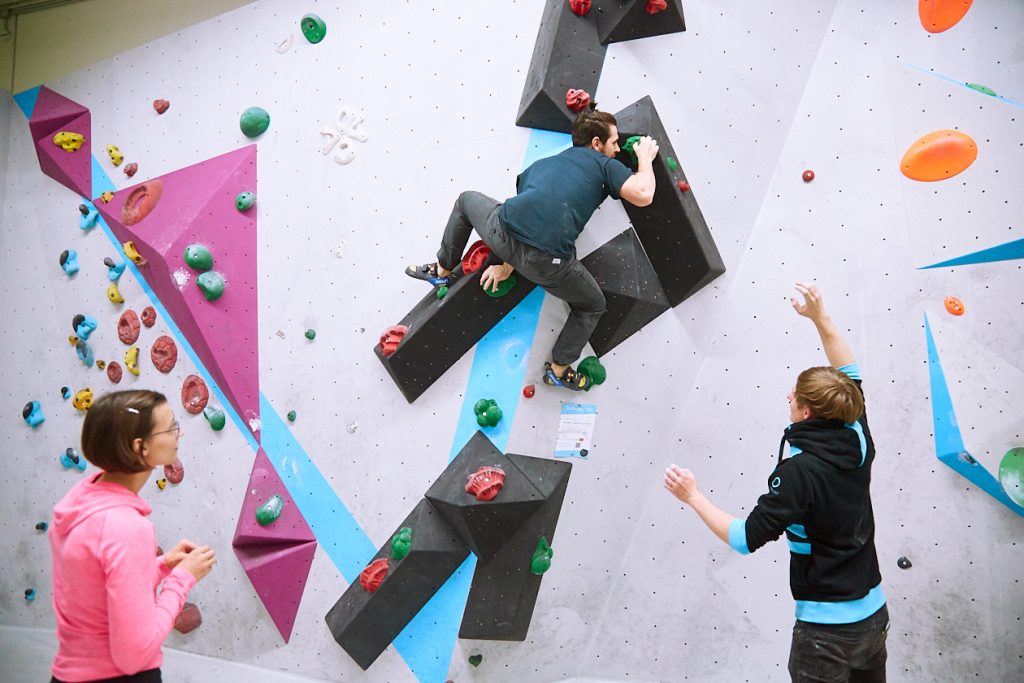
[50,472,196,681]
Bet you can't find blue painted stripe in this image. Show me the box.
[787,523,807,539]
[728,518,750,555]
[795,584,885,624]
[837,362,861,381]
[899,61,1024,108]
[919,237,1024,269]
[845,421,867,467]
[788,540,811,555]
[925,315,1024,516]
[13,86,41,118]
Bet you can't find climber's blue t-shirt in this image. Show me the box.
[499,146,632,258]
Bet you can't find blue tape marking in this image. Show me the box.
[919,237,1024,269]
[13,86,41,119]
[924,314,1024,516]
[900,61,1024,108]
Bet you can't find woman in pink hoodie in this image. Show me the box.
[50,390,216,682]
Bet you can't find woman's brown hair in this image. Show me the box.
[80,390,168,473]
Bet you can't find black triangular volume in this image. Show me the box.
[594,0,686,45]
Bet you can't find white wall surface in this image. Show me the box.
[1,1,1021,682]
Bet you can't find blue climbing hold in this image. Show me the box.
[60,249,79,275]
[75,339,95,367]
[22,401,45,428]
[61,447,87,471]
[79,203,99,230]
[73,314,98,340]
[104,257,127,281]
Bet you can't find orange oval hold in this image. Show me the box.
[900,130,977,182]
[919,0,973,34]
[944,296,964,316]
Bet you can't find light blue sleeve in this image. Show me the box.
[728,518,751,555]
[837,362,861,381]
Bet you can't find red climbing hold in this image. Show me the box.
[465,465,506,502]
[379,324,409,357]
[461,240,492,275]
[165,458,185,485]
[153,99,170,115]
[569,0,591,17]
[121,180,163,227]
[151,336,178,373]
[117,310,141,345]
[565,89,591,113]
[359,558,389,593]
[181,374,210,414]
[106,361,123,384]
[677,180,690,192]
[646,0,668,14]
[124,163,138,178]
[174,602,201,633]
[523,384,536,399]
[802,169,815,182]
[141,306,157,327]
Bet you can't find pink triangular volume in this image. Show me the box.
[28,86,92,197]
[232,449,317,643]
[94,145,261,438]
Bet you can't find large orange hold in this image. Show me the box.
[918,0,973,34]
[900,130,977,182]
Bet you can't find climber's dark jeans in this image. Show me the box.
[788,605,889,682]
[438,191,605,366]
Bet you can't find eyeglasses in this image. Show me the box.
[149,420,181,438]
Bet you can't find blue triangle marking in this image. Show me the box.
[13,86,41,119]
[919,237,1024,269]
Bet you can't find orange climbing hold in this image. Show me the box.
[900,130,977,182]
[918,0,973,34]
[944,296,964,316]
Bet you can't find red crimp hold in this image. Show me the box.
[646,0,668,14]
[379,324,409,357]
[465,465,506,502]
[523,384,536,398]
[565,88,591,113]
[117,310,141,345]
[569,0,591,17]
[461,240,492,275]
[677,180,690,192]
[359,558,389,593]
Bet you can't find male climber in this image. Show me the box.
[406,105,659,390]
[664,283,888,682]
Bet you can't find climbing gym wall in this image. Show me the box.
[2,1,1022,682]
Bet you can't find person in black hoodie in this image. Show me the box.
[664,282,888,682]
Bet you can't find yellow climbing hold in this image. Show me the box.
[122,240,145,265]
[107,282,124,304]
[125,346,141,376]
[106,144,124,167]
[53,131,85,152]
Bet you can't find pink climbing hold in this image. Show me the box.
[646,0,668,14]
[569,0,591,16]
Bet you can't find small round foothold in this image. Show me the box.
[468,654,483,668]
[300,13,327,43]
[304,328,316,340]
[165,458,185,485]
[196,271,226,301]
[36,521,48,531]
[436,285,448,300]
[153,99,170,114]
[61,387,71,399]
[140,306,157,327]
[240,107,271,138]
[523,384,536,399]
[391,527,413,561]
[151,336,178,373]
[677,180,690,192]
[897,556,912,569]
[667,157,679,172]
[235,191,255,211]
[287,410,297,422]
[25,588,36,602]
[184,244,214,271]
[95,360,106,370]
[156,478,167,490]
[802,169,815,182]
[106,361,123,384]
[944,296,965,316]
[124,162,138,178]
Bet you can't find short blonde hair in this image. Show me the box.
[793,367,864,424]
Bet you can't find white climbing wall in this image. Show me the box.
[1,1,1022,682]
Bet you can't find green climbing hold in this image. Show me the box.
[304,328,316,340]
[484,274,517,298]
[966,83,998,97]
[530,536,553,575]
[623,135,644,165]
[391,527,412,561]
[183,244,213,271]
[436,285,448,300]
[239,107,270,138]
[577,356,606,391]
[196,271,226,301]
[300,13,327,44]
[667,156,678,172]
[468,654,483,667]
[203,406,226,431]
[287,410,297,422]
[255,494,284,526]
[235,191,255,211]
[999,447,1024,507]
[473,399,503,428]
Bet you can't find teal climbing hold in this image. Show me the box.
[184,244,214,271]
[473,399,503,428]
[256,494,284,526]
[196,271,226,301]
[239,107,270,138]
